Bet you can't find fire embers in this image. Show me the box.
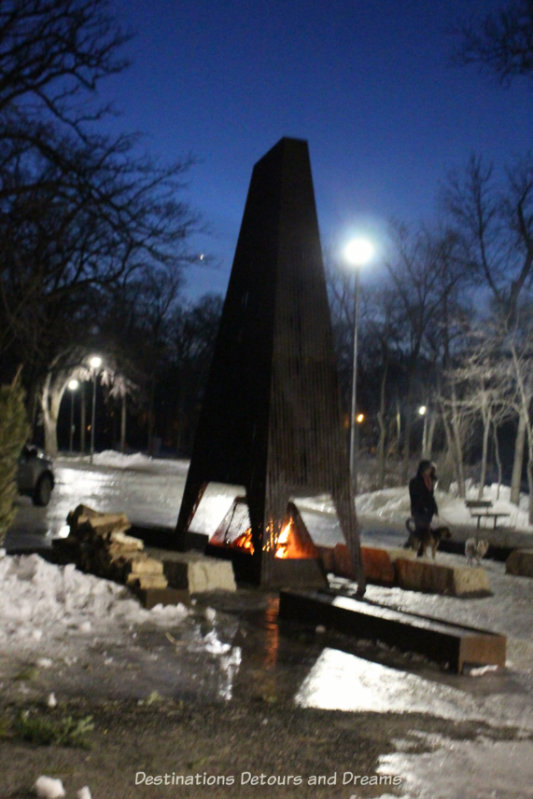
[232,520,299,559]
[232,528,255,555]
[211,500,318,561]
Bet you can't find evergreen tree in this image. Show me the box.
[0,370,30,543]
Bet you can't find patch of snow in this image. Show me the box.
[295,645,533,731]
[33,776,65,798]
[202,630,231,656]
[379,736,533,799]
[0,554,190,659]
[355,482,533,532]
[65,449,189,473]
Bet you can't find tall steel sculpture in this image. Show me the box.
[176,138,365,594]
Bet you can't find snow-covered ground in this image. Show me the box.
[0,552,189,655]
[3,451,533,799]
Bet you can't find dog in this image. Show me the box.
[404,517,452,559]
[465,537,489,567]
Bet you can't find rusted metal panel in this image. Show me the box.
[279,589,506,672]
[176,138,364,591]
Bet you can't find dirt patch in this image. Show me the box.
[0,695,521,799]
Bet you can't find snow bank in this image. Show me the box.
[356,488,411,520]
[0,552,189,656]
[355,481,533,532]
[65,449,189,473]
[93,450,154,468]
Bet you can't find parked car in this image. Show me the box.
[17,445,55,506]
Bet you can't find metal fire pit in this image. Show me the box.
[206,499,326,588]
[176,138,364,592]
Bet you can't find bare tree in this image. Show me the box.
[455,0,533,83]
[166,294,223,454]
[361,285,403,488]
[443,154,533,321]
[0,0,129,123]
[0,0,197,444]
[445,326,516,498]
[508,325,533,521]
[444,154,533,500]
[384,222,463,482]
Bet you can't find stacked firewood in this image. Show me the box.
[64,504,168,591]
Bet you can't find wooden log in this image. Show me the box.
[124,555,165,576]
[84,513,131,537]
[317,544,415,585]
[66,504,101,529]
[506,548,533,578]
[66,506,131,537]
[107,531,144,556]
[126,573,168,590]
[395,557,491,596]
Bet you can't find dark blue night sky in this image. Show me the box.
[102,0,532,298]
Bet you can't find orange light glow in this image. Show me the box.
[225,516,316,561]
[233,528,254,555]
[274,521,292,559]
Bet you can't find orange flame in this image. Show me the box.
[274,521,292,559]
[233,528,254,555]
[230,519,314,560]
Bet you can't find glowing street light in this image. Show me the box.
[344,237,375,493]
[418,404,428,457]
[67,378,79,453]
[344,237,375,268]
[89,355,102,464]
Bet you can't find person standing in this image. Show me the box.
[407,459,438,539]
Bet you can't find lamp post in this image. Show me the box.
[89,356,102,464]
[418,404,428,457]
[67,379,79,453]
[344,237,374,493]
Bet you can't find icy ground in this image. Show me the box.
[3,451,533,799]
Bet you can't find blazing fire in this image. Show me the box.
[228,516,316,560]
[232,521,297,558]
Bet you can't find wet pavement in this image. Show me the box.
[8,455,533,554]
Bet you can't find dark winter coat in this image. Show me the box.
[409,473,438,530]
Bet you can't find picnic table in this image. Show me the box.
[465,499,510,529]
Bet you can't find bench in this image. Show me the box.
[465,499,509,529]
[470,511,511,530]
[465,499,493,509]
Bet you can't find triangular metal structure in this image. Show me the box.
[176,137,365,593]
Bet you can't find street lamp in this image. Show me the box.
[344,237,375,493]
[89,355,102,464]
[67,379,79,453]
[418,404,428,457]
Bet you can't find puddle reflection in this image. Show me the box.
[294,646,502,719]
